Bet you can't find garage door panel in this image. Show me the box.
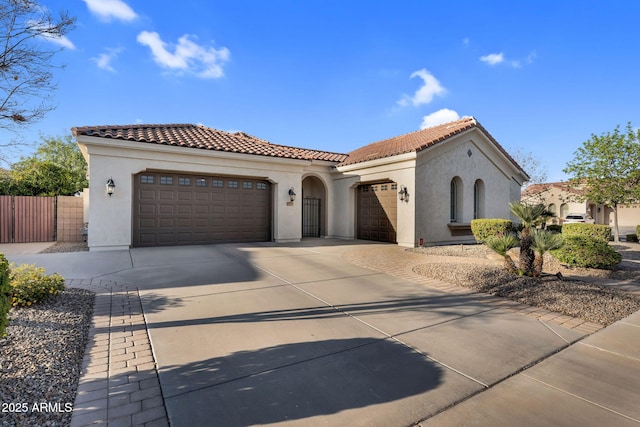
[139,189,157,200]
[158,218,174,228]
[177,191,192,201]
[176,218,193,227]
[177,205,193,215]
[212,193,225,202]
[158,233,175,243]
[139,218,156,228]
[158,204,174,215]
[134,172,271,247]
[194,192,209,202]
[192,218,208,227]
[357,182,397,243]
[139,204,155,214]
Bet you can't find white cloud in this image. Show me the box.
[41,33,75,50]
[481,51,533,68]
[480,52,504,65]
[91,47,123,72]
[137,31,230,79]
[526,50,537,64]
[30,19,75,49]
[397,69,446,107]
[420,109,461,129]
[83,0,137,22]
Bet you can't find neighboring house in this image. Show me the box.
[72,116,529,251]
[522,182,640,232]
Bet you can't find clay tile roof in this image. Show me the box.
[71,123,348,163]
[521,181,585,197]
[337,116,527,177]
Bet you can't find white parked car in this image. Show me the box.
[564,213,595,224]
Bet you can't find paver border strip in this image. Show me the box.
[68,278,169,427]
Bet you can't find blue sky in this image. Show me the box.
[6,0,640,181]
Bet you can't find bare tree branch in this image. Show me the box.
[0,0,75,163]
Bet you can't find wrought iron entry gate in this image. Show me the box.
[302,198,321,237]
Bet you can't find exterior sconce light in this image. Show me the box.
[106,178,116,197]
[398,185,409,202]
[288,187,296,202]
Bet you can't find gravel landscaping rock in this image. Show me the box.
[412,243,640,326]
[39,242,88,254]
[0,288,94,427]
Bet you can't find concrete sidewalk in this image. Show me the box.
[3,241,640,426]
[420,309,640,426]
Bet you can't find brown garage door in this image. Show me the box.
[357,182,397,243]
[133,172,271,247]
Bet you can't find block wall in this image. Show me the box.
[57,196,85,242]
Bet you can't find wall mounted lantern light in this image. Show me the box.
[106,178,116,197]
[288,187,296,202]
[398,185,409,202]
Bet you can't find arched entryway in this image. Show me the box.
[302,175,327,237]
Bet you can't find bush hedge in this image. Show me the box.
[637,225,640,236]
[8,264,65,308]
[0,254,10,337]
[551,235,621,269]
[546,225,562,234]
[562,223,611,242]
[471,219,513,243]
[627,234,639,243]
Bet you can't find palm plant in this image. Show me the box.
[485,234,520,274]
[509,201,547,275]
[531,229,564,277]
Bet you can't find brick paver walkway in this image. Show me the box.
[68,279,169,427]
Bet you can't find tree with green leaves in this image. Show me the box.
[1,134,87,196]
[563,123,640,242]
[0,1,75,163]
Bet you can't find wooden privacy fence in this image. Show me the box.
[0,195,84,244]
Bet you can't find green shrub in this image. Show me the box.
[471,219,513,243]
[627,234,639,243]
[0,254,10,337]
[637,225,640,236]
[551,236,621,269]
[562,223,611,242]
[546,225,562,234]
[8,264,65,308]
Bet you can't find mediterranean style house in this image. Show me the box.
[72,116,529,251]
[522,181,640,232]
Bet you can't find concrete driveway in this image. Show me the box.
[6,240,638,426]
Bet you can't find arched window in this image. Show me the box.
[450,177,463,222]
[560,203,569,218]
[548,203,557,216]
[474,179,485,219]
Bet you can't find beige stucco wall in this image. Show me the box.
[415,130,526,244]
[77,136,339,250]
